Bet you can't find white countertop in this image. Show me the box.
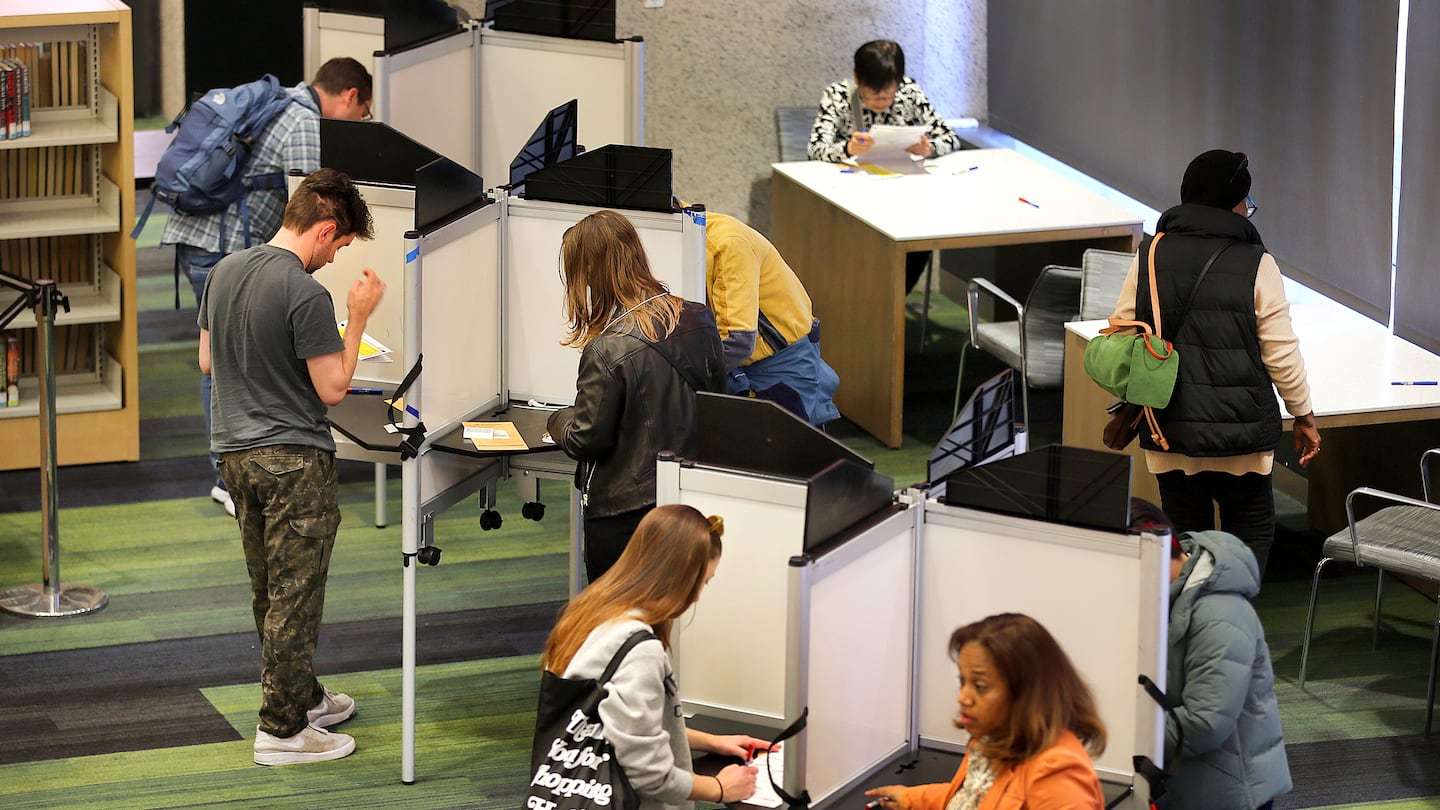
[1067,277,1440,421]
[772,149,1145,242]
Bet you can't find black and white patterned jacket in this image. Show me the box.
[806,76,961,163]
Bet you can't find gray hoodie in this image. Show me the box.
[1165,530,1291,810]
[563,618,694,810]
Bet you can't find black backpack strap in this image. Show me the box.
[598,629,659,686]
[1169,241,1232,339]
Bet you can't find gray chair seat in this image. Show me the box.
[1300,449,1440,735]
[955,264,1081,428]
[1324,504,1440,578]
[971,322,1024,374]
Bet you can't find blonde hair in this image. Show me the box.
[541,505,724,674]
[559,209,682,347]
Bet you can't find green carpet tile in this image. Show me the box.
[4,238,1432,807]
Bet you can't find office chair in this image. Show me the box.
[774,106,817,163]
[954,264,1082,432]
[1299,448,1440,734]
[1080,248,1136,321]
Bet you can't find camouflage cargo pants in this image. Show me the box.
[218,444,341,738]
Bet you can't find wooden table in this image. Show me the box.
[771,149,1143,447]
[1063,279,1440,531]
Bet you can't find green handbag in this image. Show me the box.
[1083,324,1178,408]
[1082,232,1233,449]
[1083,232,1180,409]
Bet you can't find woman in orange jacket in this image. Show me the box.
[866,614,1107,810]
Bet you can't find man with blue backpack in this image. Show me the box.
[154,57,372,517]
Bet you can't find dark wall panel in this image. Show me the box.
[989,0,1397,322]
[184,0,304,99]
[1395,3,1440,354]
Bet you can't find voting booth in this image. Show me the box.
[656,393,908,805]
[302,0,644,184]
[662,397,1170,807]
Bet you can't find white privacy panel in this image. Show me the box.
[504,199,689,406]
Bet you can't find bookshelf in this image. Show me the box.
[0,1,137,471]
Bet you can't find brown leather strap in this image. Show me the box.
[1147,232,1165,337]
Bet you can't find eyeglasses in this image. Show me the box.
[360,102,373,122]
[1244,194,1258,219]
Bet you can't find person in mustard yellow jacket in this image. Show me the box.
[703,211,839,425]
[865,614,1106,810]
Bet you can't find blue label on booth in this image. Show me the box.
[406,247,420,263]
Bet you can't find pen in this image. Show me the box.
[864,800,889,809]
[952,165,980,175]
[347,387,385,395]
[1392,381,1439,385]
[1018,197,1040,208]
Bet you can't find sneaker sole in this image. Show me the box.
[308,703,355,728]
[254,736,356,766]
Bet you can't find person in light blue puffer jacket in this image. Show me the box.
[1163,527,1291,810]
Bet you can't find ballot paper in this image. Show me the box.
[463,421,528,451]
[337,320,393,362]
[745,752,785,808]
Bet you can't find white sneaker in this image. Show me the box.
[253,724,355,766]
[210,485,236,517]
[307,687,355,728]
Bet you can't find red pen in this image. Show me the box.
[1018,197,1040,208]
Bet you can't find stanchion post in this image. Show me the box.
[0,278,108,618]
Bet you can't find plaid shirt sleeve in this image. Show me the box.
[161,86,320,253]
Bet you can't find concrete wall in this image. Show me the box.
[160,0,987,230]
[454,0,987,230]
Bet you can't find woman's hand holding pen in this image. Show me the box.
[714,763,759,804]
[863,786,910,809]
[848,130,874,157]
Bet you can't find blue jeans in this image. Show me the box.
[179,243,225,487]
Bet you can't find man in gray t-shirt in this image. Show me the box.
[198,169,384,767]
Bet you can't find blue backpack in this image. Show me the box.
[131,74,308,253]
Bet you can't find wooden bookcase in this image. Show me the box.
[0,1,137,471]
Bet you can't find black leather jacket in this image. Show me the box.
[547,300,726,518]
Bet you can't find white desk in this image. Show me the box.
[771,149,1143,447]
[1063,278,1440,527]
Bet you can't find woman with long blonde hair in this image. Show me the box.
[547,210,725,581]
[540,505,767,809]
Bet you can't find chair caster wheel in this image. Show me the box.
[416,546,442,565]
[521,501,546,521]
[480,509,503,530]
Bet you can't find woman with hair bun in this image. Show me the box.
[540,504,768,809]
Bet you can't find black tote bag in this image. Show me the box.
[527,629,657,810]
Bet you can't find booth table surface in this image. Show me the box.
[1062,278,1440,528]
[327,395,559,458]
[771,149,1143,448]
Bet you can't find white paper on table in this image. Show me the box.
[744,752,785,808]
[463,425,511,441]
[866,124,927,158]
